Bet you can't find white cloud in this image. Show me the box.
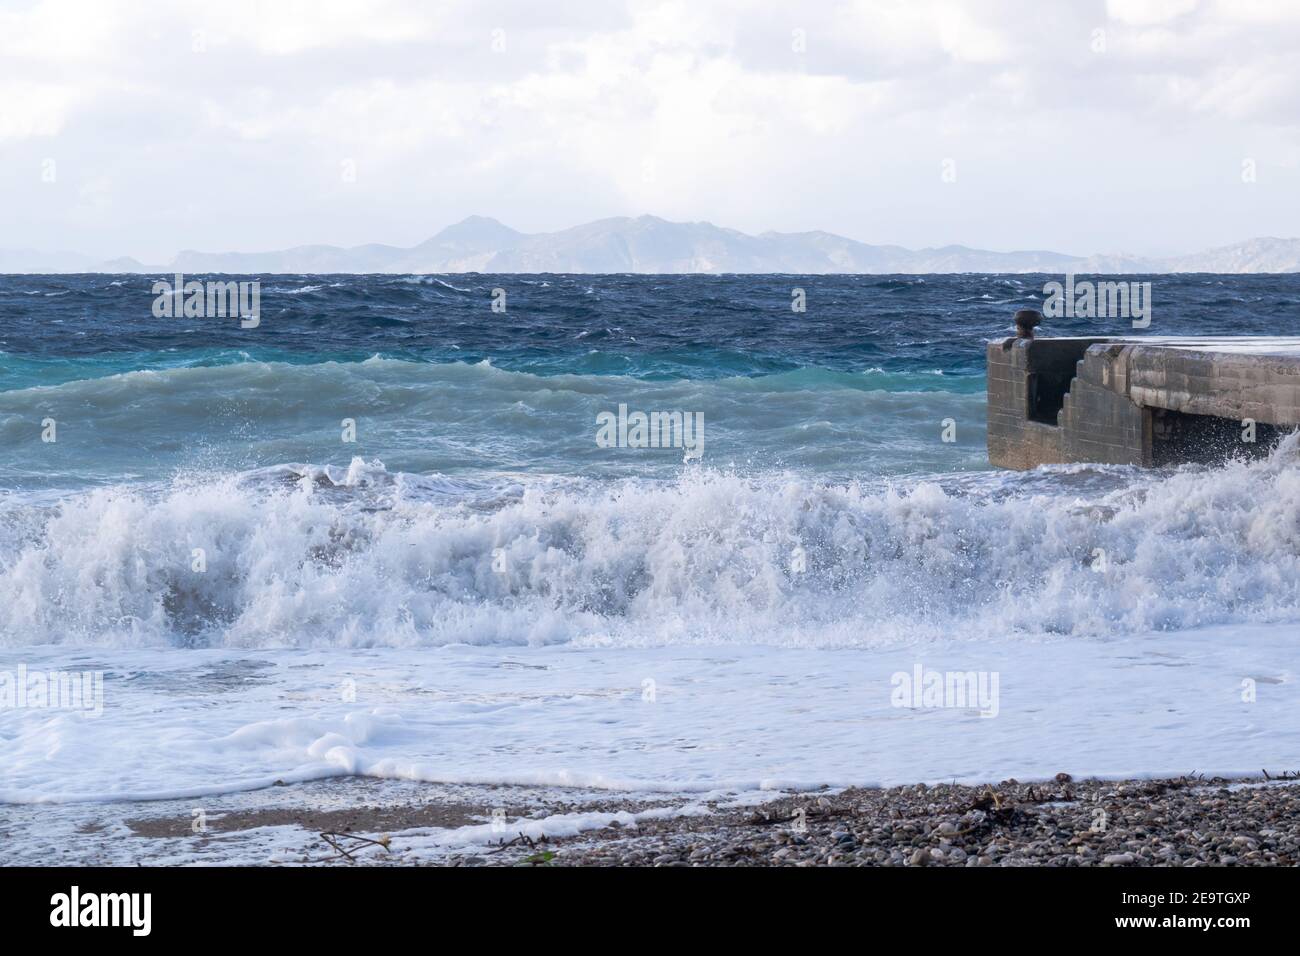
[201,0,439,55]
[0,0,1296,260]
[0,82,83,139]
[1106,0,1200,27]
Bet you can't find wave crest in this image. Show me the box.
[3,437,1299,648]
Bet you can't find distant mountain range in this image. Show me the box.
[4,216,1299,274]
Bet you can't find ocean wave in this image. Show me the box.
[0,353,980,406]
[0,353,989,488]
[397,276,473,292]
[3,437,1299,648]
[269,283,325,294]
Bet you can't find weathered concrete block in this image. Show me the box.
[986,334,1300,469]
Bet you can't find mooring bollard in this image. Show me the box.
[1013,309,1043,339]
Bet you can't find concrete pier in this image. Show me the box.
[987,333,1300,469]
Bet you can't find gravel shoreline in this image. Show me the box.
[9,774,1298,866]
[475,775,1300,867]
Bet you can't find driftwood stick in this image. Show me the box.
[321,831,391,851]
[320,833,357,862]
[316,830,392,863]
[488,831,544,854]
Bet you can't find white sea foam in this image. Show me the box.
[2,628,1294,806]
[397,276,472,292]
[271,284,324,294]
[2,434,1299,649]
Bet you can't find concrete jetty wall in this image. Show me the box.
[987,335,1300,469]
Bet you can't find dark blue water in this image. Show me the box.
[1,271,1295,489]
[3,273,1294,388]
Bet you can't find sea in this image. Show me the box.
[1,272,1298,857]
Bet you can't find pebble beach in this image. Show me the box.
[508,776,1300,867]
[7,774,1297,867]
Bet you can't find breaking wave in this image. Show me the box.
[3,435,1299,648]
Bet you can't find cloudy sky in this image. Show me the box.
[2,0,1297,261]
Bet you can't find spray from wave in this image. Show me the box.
[3,435,1299,649]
